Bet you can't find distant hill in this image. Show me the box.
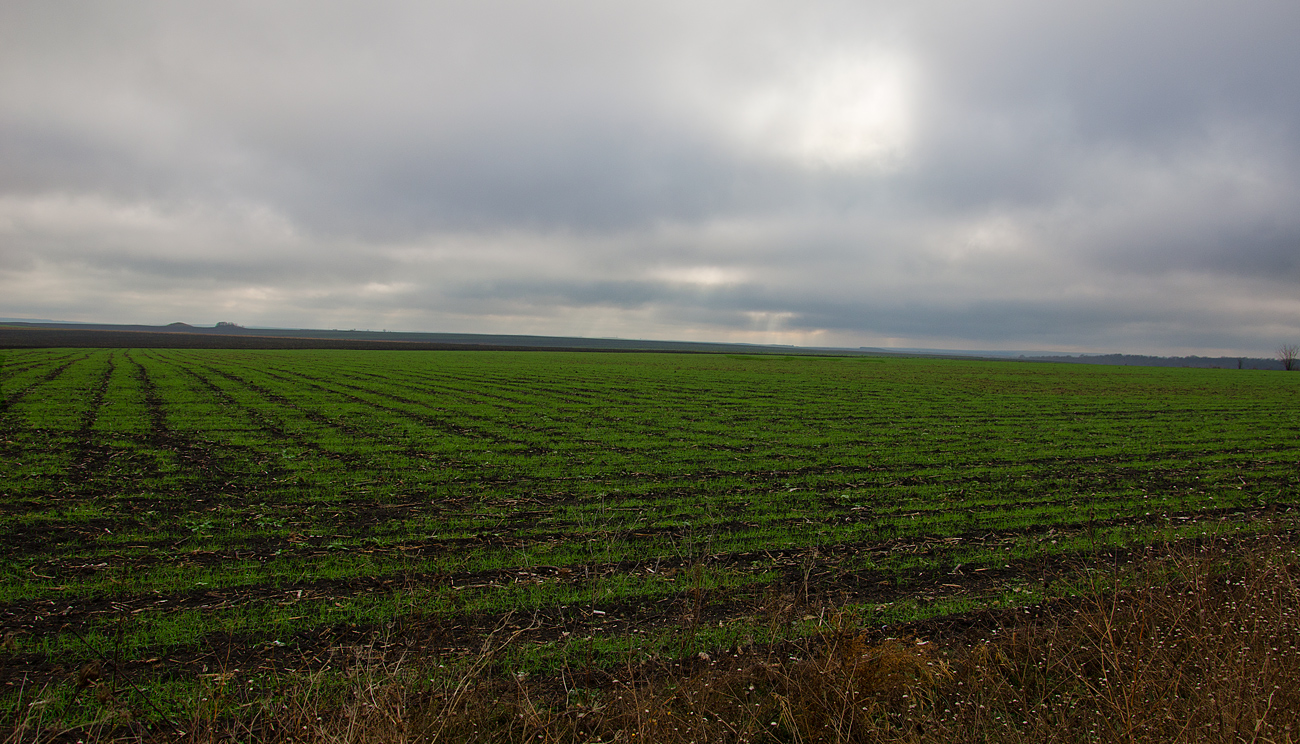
[0,321,872,355]
[1,320,1291,369]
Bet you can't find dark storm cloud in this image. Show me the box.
[1,1,1298,354]
[280,127,769,237]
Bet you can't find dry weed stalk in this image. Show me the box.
[928,535,1300,743]
[8,535,1300,743]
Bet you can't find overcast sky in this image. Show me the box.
[2,1,1298,355]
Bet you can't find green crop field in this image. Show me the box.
[1,348,1298,728]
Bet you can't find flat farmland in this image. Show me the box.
[1,348,1298,726]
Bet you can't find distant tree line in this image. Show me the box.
[1024,354,1290,370]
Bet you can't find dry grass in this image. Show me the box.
[6,534,1300,743]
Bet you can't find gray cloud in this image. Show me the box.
[2,1,1299,355]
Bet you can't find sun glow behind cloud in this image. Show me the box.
[650,265,747,287]
[735,50,915,170]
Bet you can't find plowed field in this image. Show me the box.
[1,349,1297,720]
